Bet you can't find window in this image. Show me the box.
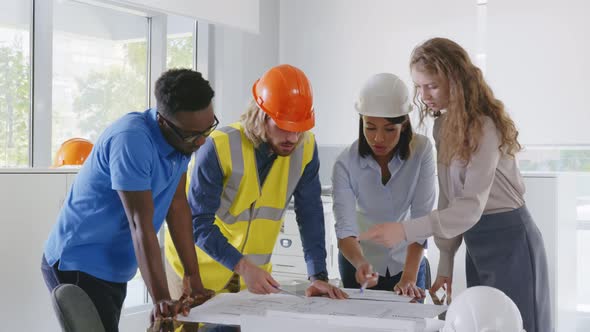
[519,146,590,316]
[519,148,590,173]
[51,0,150,308]
[0,0,204,316]
[51,0,149,160]
[0,1,31,167]
[167,16,196,69]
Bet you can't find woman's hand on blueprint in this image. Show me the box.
[429,275,453,304]
[305,280,349,299]
[355,262,379,289]
[394,275,426,299]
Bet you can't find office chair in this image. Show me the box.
[51,284,106,332]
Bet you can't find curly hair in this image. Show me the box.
[155,68,214,116]
[410,37,521,164]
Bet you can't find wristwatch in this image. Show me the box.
[309,271,329,282]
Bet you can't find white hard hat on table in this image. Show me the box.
[442,286,525,332]
[354,73,413,117]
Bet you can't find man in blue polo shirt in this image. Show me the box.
[42,69,217,331]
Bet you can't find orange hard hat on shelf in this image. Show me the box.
[252,64,315,132]
[53,138,94,167]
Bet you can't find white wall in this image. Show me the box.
[486,0,590,145]
[209,0,280,124]
[0,170,74,331]
[279,0,478,146]
[278,0,590,147]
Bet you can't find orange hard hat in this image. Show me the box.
[252,64,315,132]
[53,138,93,167]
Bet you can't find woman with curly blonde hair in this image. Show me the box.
[361,38,550,332]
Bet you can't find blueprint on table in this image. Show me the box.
[182,291,447,326]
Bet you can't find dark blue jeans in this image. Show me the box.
[41,254,127,332]
[338,252,426,291]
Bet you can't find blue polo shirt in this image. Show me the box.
[44,108,190,283]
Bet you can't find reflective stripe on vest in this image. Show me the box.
[215,125,305,224]
[244,253,272,266]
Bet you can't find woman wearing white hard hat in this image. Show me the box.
[331,73,436,297]
[361,38,551,332]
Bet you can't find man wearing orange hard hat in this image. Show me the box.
[164,64,348,299]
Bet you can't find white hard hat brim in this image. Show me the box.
[355,99,413,118]
[354,73,413,118]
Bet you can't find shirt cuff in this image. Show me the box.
[436,250,455,278]
[224,252,244,272]
[210,244,244,271]
[402,214,433,243]
[335,229,358,240]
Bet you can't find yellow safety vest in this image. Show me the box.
[164,123,315,292]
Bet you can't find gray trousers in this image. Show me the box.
[464,205,552,332]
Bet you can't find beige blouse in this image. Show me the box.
[402,114,525,277]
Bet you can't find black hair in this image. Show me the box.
[358,115,413,160]
[154,68,214,116]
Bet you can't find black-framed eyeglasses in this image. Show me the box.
[157,112,219,144]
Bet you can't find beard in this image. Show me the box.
[270,141,296,156]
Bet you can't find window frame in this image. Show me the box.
[11,1,201,169]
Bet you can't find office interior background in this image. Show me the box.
[0,0,588,331]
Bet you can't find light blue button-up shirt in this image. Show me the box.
[331,134,436,276]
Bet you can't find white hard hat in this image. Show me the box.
[354,73,412,118]
[442,286,525,332]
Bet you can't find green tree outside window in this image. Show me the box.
[0,35,30,167]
